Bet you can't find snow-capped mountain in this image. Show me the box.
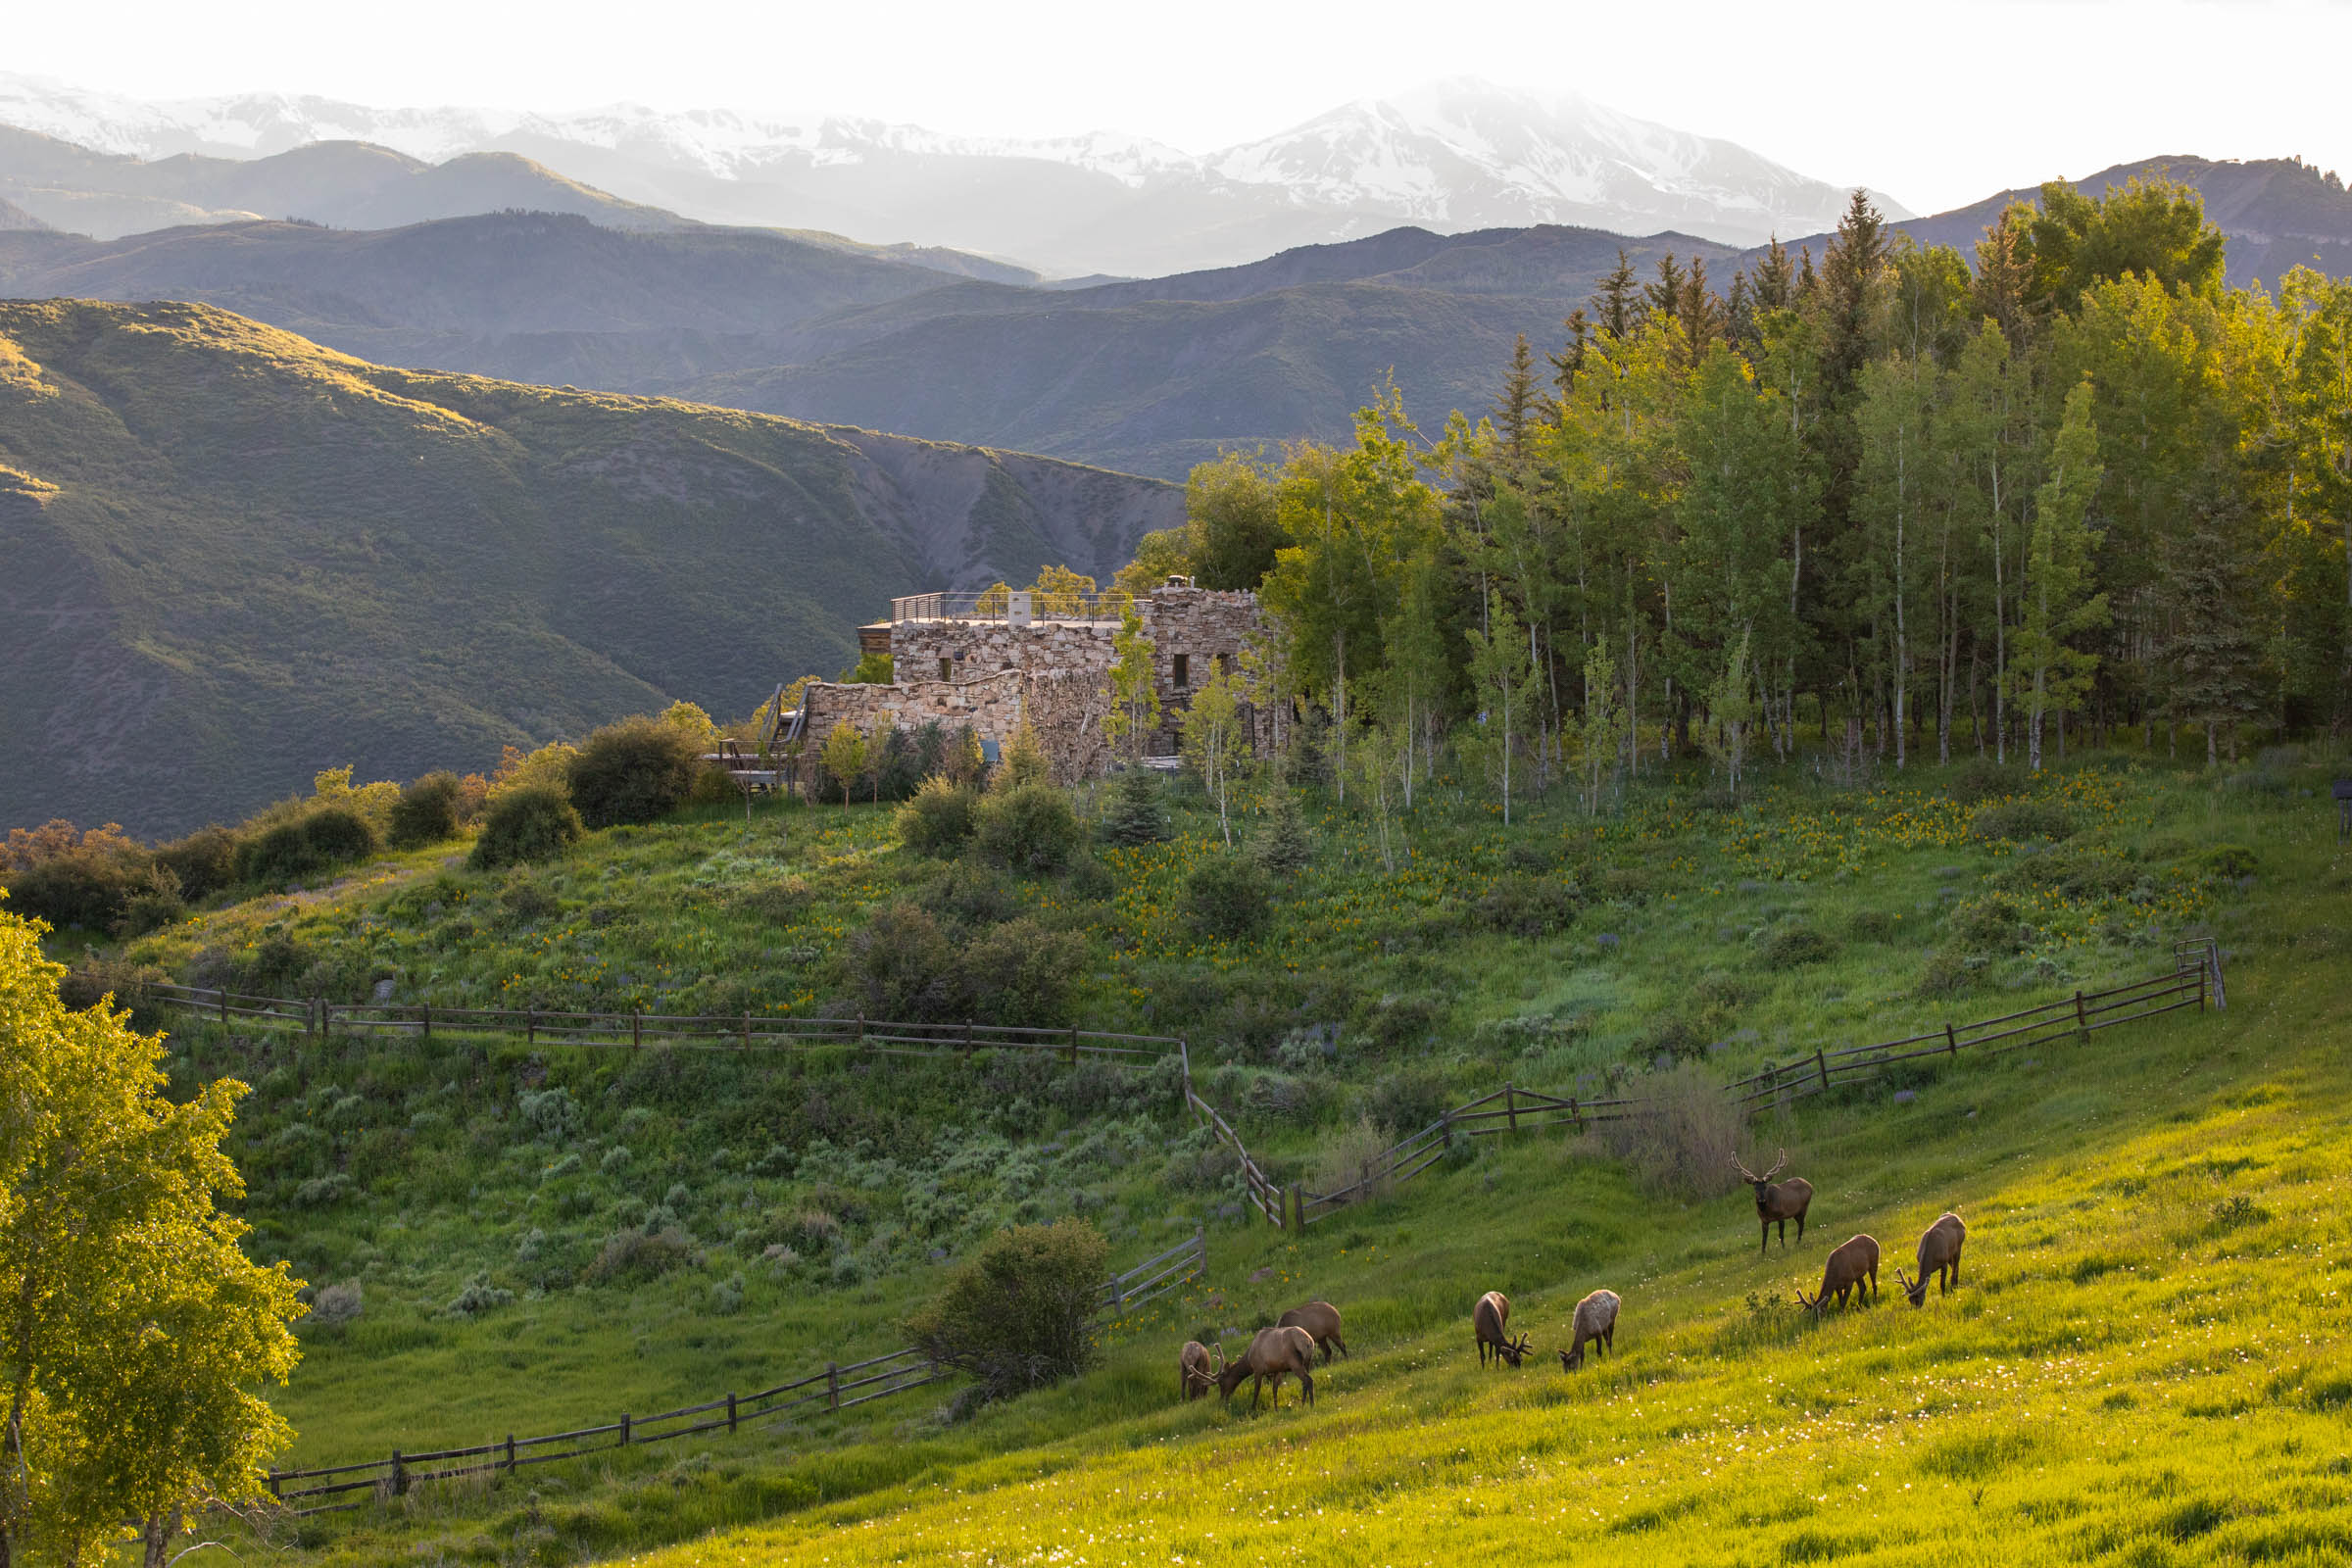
[0,73,1902,274]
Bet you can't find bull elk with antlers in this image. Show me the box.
[1797,1234,1881,1316]
[1216,1325,1317,1410]
[1472,1291,1530,1368]
[1277,1300,1348,1364]
[1734,1149,1814,1255]
[1896,1212,1967,1306]
[1558,1289,1620,1371]
[1178,1339,1223,1399]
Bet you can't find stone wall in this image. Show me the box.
[795,584,1284,791]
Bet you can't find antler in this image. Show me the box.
[1732,1152,1761,1182]
[1762,1147,1788,1181]
[1210,1342,1226,1374]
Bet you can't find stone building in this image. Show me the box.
[789,579,1281,786]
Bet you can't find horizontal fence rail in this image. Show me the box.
[145,982,1178,1067]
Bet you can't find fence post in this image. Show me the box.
[390,1449,406,1496]
[505,1435,514,1471]
[420,1002,431,1042]
[525,1006,536,1044]
[743,1011,753,1050]
[1945,1021,1959,1057]
[1441,1108,1452,1148]
[1111,1270,1125,1310]
[1505,1082,1518,1132]
[857,1012,865,1050]
[727,1393,737,1432]
[2073,990,2088,1042]
[1814,1051,1830,1094]
[267,1468,279,1503]
[632,1009,642,1052]
[1068,1023,1080,1066]
[308,997,319,1039]
[619,1412,631,1446]
[1566,1097,1581,1134]
[218,987,228,1027]
[827,1363,841,1411]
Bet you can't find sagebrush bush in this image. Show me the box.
[852,903,958,1020]
[898,775,981,858]
[388,771,465,848]
[1184,853,1271,940]
[1599,1064,1743,1200]
[1310,1116,1396,1200]
[469,784,582,869]
[1473,873,1580,936]
[905,1219,1107,1401]
[307,1281,364,1328]
[919,858,1020,927]
[586,1225,699,1285]
[1366,1063,1451,1136]
[1762,922,1837,968]
[2202,844,2259,880]
[1971,799,2074,842]
[1948,756,2021,805]
[975,783,1083,874]
[568,716,704,828]
[155,824,240,902]
[964,918,1086,1026]
[237,820,323,887]
[1947,893,2026,955]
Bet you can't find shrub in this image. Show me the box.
[237,821,324,887]
[2201,844,2259,880]
[1310,1117,1396,1200]
[388,771,466,849]
[113,866,187,939]
[586,1225,700,1285]
[1365,1063,1451,1137]
[993,723,1053,792]
[517,1086,581,1143]
[920,858,1019,927]
[962,917,1086,1026]
[1762,922,1837,968]
[1598,1064,1743,1200]
[1097,766,1170,846]
[1251,788,1314,874]
[1473,873,1580,937]
[1947,756,2021,805]
[307,1281,364,1328]
[905,1219,1108,1401]
[1183,854,1271,941]
[1916,950,1972,999]
[898,775,981,858]
[852,903,958,1020]
[443,1273,515,1317]
[568,716,705,828]
[974,784,1083,874]
[1971,799,2074,843]
[470,784,583,869]
[3,820,150,929]
[55,955,170,1030]
[1989,849,2135,901]
[732,876,812,922]
[155,825,241,902]
[301,806,378,866]
[1946,894,2026,955]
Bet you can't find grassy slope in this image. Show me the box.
[0,299,1178,836]
[101,747,2344,1565]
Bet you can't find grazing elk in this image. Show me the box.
[1178,1339,1223,1400]
[1796,1234,1881,1316]
[1734,1149,1815,1255]
[1473,1291,1531,1368]
[1277,1300,1348,1363]
[1896,1212,1967,1306]
[1558,1289,1620,1371]
[1216,1325,1317,1410]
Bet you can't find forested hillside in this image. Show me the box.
[0,300,1179,835]
[1138,181,2352,786]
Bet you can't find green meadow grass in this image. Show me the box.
[98,743,2349,1565]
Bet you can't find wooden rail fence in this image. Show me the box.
[267,1230,1205,1517]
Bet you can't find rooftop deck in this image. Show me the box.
[890,589,1124,626]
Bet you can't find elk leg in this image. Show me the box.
[1760,1220,1769,1256]
[1301,1369,1314,1406]
[1604,1326,1615,1354]
[1331,1333,1348,1359]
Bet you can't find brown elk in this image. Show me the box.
[1473,1291,1531,1368]
[1895,1212,1967,1306]
[1734,1149,1814,1255]
[1557,1289,1619,1371]
[1216,1325,1317,1410]
[1178,1339,1223,1399]
[1276,1300,1348,1363]
[1796,1234,1881,1316]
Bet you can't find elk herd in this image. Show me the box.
[1179,1148,1970,1412]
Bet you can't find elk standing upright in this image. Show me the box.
[1735,1149,1814,1255]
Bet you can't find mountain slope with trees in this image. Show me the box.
[0,299,1180,835]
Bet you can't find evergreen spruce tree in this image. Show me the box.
[1491,333,1540,467]
[1592,250,1639,339]
[1250,784,1314,875]
[1751,235,1795,312]
[2159,514,2271,764]
[1548,307,1592,400]
[1098,763,1170,846]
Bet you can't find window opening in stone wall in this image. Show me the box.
[1173,653,1190,689]
[939,657,953,681]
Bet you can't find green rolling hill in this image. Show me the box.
[0,298,1179,837]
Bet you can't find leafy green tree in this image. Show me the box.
[2022,176,2228,315]
[0,899,302,1567]
[567,715,704,828]
[1464,603,1534,823]
[1179,662,1250,845]
[1181,451,1291,591]
[1703,630,1758,797]
[817,719,867,807]
[905,1220,1107,1402]
[1579,638,1624,816]
[1100,606,1160,763]
[2011,379,2108,769]
[467,785,582,869]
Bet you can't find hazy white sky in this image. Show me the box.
[11,0,2348,213]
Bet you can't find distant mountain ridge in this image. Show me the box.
[0,73,1899,274]
[0,299,1181,835]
